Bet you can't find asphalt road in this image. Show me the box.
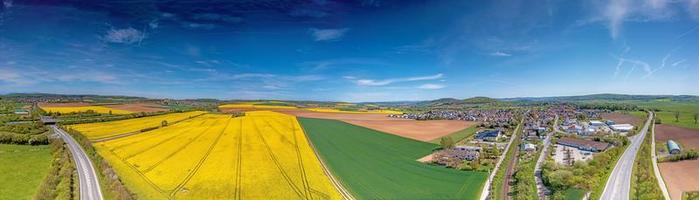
[52,125,104,200]
[600,112,653,200]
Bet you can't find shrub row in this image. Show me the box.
[34,139,77,200]
[0,132,49,145]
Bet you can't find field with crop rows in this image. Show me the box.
[219,103,298,110]
[41,105,133,114]
[68,111,206,140]
[92,111,341,199]
[299,117,488,199]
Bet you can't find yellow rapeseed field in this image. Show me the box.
[68,111,206,140]
[41,106,133,115]
[92,111,342,200]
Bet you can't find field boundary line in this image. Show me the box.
[650,118,671,200]
[123,117,217,161]
[297,117,356,200]
[169,117,232,199]
[108,120,202,152]
[91,113,206,142]
[234,118,243,200]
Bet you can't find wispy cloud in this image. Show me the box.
[490,51,512,57]
[310,28,349,41]
[417,83,445,90]
[591,0,694,39]
[353,73,444,86]
[103,27,146,44]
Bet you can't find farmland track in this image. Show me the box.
[268,116,313,199]
[234,118,243,200]
[108,121,200,152]
[169,117,233,198]
[91,112,206,142]
[121,119,215,160]
[251,117,307,199]
[141,118,222,173]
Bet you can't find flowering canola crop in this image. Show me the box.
[92,111,342,200]
[41,105,133,115]
[68,111,206,140]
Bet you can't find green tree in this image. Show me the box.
[109,110,113,115]
[440,136,455,149]
[675,111,680,122]
[694,113,697,124]
[161,120,168,127]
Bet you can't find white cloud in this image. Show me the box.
[417,84,445,90]
[605,0,629,39]
[149,20,159,29]
[354,73,444,86]
[310,28,349,41]
[490,51,512,57]
[103,27,146,44]
[3,0,12,8]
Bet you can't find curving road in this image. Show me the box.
[51,125,104,200]
[600,112,653,200]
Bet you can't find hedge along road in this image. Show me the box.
[299,117,488,200]
[600,111,653,200]
[51,125,104,200]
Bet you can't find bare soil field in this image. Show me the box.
[655,124,699,149]
[38,102,92,107]
[659,159,699,200]
[103,103,168,112]
[281,110,474,142]
[601,112,642,126]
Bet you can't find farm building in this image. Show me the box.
[589,120,605,127]
[475,129,501,142]
[14,109,29,115]
[557,137,610,152]
[610,124,634,132]
[667,140,681,154]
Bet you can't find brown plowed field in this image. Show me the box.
[280,110,474,142]
[655,124,699,149]
[659,159,699,200]
[601,112,642,126]
[103,103,168,112]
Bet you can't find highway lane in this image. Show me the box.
[51,125,104,200]
[600,112,653,200]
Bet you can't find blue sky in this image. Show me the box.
[0,0,698,102]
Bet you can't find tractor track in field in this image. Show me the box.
[251,117,307,199]
[121,120,214,160]
[234,119,243,200]
[141,118,223,173]
[169,117,233,199]
[266,116,314,198]
[108,122,200,152]
[91,113,206,142]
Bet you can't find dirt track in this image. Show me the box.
[280,110,474,142]
[659,159,699,200]
[655,124,699,149]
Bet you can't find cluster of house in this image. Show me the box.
[388,109,515,126]
[433,145,482,168]
[560,119,634,136]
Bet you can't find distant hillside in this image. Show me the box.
[502,94,699,102]
[463,96,498,104]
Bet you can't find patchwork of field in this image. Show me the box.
[305,108,403,114]
[299,117,488,199]
[659,159,699,200]
[68,111,206,140]
[600,112,642,126]
[92,112,342,199]
[41,105,133,115]
[286,110,473,142]
[219,103,298,110]
[0,144,52,200]
[104,103,169,112]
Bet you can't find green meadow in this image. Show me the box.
[0,144,52,200]
[300,118,488,200]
